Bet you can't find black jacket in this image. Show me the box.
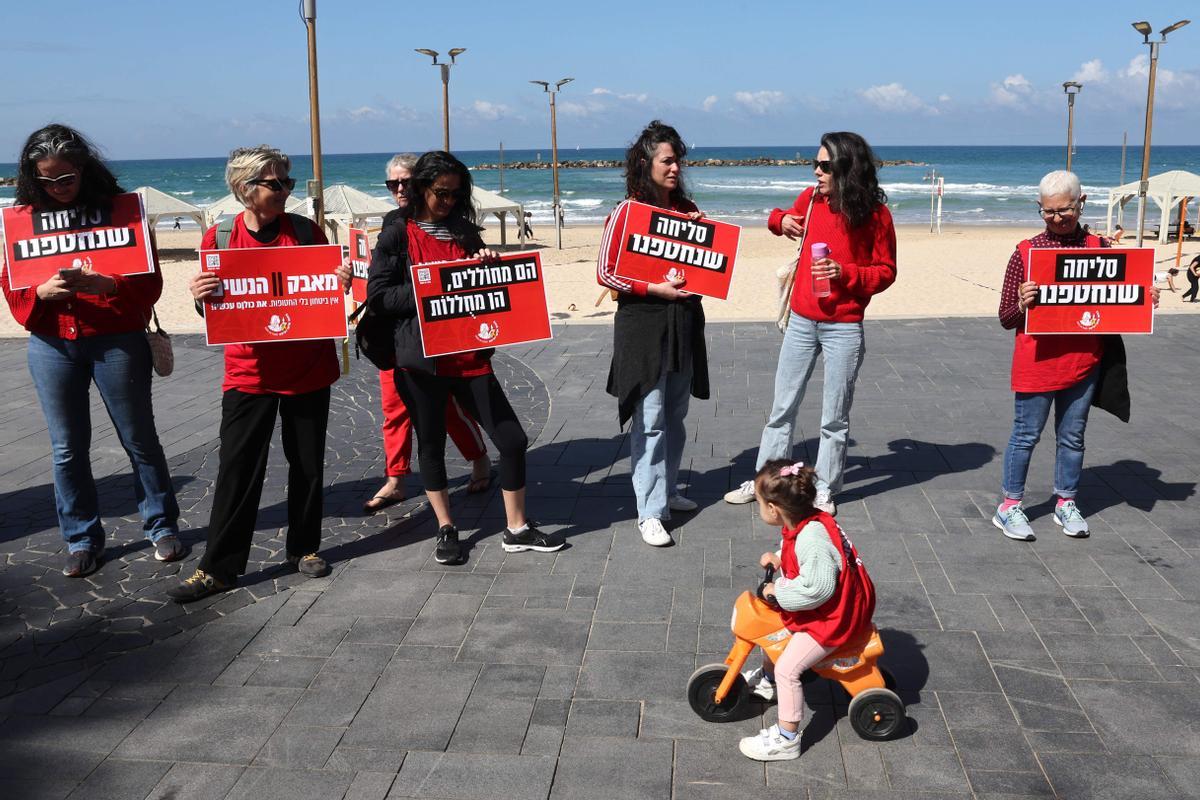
[1091,335,1130,422]
[366,219,493,374]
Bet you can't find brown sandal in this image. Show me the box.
[363,491,405,513]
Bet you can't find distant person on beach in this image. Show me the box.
[1184,255,1200,302]
[368,151,564,565]
[597,120,708,547]
[1153,268,1179,293]
[1,123,184,578]
[523,211,534,238]
[364,153,490,514]
[172,216,181,229]
[725,131,896,517]
[169,145,351,601]
[991,170,1159,542]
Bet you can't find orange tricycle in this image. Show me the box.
[686,566,905,741]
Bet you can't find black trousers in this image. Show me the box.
[1184,272,1199,302]
[199,387,330,583]
[394,370,527,492]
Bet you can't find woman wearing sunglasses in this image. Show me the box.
[725,131,896,516]
[1,123,184,578]
[168,145,351,601]
[597,120,709,547]
[368,151,563,565]
[364,153,491,514]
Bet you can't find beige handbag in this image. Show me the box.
[145,307,174,377]
[774,192,817,334]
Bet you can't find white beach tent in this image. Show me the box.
[286,184,395,242]
[1105,169,1200,243]
[133,186,205,230]
[201,192,246,228]
[472,186,526,247]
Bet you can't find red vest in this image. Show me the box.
[779,512,875,648]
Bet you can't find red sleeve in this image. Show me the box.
[998,247,1025,330]
[596,201,647,297]
[106,237,164,317]
[840,205,897,299]
[768,188,814,236]
[1,252,45,330]
[200,225,218,252]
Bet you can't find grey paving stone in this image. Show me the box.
[252,724,346,766]
[346,771,397,800]
[550,736,673,800]
[64,758,172,800]
[1068,679,1200,756]
[672,739,765,788]
[342,661,479,750]
[566,699,641,738]
[447,695,534,754]
[458,608,590,666]
[880,745,970,793]
[1156,756,1200,800]
[390,751,556,800]
[576,650,695,702]
[226,767,355,800]
[1040,752,1186,800]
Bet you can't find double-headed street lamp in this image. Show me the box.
[1062,81,1081,172]
[415,47,466,152]
[531,78,573,249]
[1130,19,1189,246]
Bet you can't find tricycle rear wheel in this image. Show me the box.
[848,688,905,741]
[687,663,748,722]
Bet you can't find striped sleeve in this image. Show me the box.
[596,201,646,296]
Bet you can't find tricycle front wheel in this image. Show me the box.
[848,687,905,741]
[686,663,748,722]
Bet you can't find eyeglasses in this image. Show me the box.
[430,187,463,201]
[1037,202,1081,220]
[248,177,296,192]
[384,178,410,192]
[813,160,833,174]
[36,173,79,188]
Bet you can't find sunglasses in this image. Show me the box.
[248,177,296,192]
[813,160,833,174]
[384,178,410,192]
[36,173,79,188]
[430,187,464,201]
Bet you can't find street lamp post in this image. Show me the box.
[301,0,324,229]
[1130,19,1190,246]
[415,47,466,152]
[1062,81,1081,172]
[531,78,573,249]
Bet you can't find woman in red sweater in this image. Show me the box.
[2,124,183,578]
[367,151,564,565]
[167,145,351,601]
[725,132,896,516]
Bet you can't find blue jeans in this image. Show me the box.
[27,331,180,554]
[756,312,865,495]
[1002,366,1099,501]
[630,359,693,522]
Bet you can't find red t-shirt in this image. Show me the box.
[201,214,340,395]
[768,188,897,323]
[779,513,875,649]
[406,220,491,378]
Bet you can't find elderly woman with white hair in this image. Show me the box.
[992,170,1158,542]
[168,145,351,601]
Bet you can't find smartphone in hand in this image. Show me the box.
[58,267,83,281]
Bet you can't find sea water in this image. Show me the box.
[3,145,1197,229]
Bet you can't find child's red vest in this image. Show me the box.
[779,512,875,649]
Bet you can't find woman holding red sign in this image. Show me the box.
[725,132,896,518]
[597,120,709,547]
[992,171,1159,542]
[2,123,184,578]
[367,151,564,566]
[167,145,351,602]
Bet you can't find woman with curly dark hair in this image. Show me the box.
[597,121,709,547]
[724,132,897,516]
[2,123,184,577]
[367,151,564,565]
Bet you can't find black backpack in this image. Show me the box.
[348,227,406,371]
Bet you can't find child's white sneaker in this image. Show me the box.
[738,723,801,761]
[742,667,776,702]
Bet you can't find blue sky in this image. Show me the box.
[2,1,1197,160]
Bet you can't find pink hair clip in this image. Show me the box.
[779,462,805,477]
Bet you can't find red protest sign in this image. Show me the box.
[411,252,552,358]
[200,244,349,346]
[613,201,741,300]
[1025,247,1155,335]
[348,227,370,303]
[2,192,155,290]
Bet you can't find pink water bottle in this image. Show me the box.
[811,242,831,297]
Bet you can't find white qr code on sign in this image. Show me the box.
[417,268,431,284]
[205,254,221,270]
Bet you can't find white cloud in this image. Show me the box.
[591,87,613,96]
[1073,59,1108,84]
[1004,74,1032,90]
[347,105,385,122]
[858,82,932,113]
[701,95,718,112]
[558,99,605,118]
[938,94,951,103]
[732,90,785,115]
[989,74,1035,107]
[471,100,509,121]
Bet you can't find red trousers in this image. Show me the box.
[379,368,485,476]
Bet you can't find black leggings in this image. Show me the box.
[394,369,527,492]
[1184,271,1199,302]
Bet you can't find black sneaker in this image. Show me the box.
[502,522,565,553]
[62,550,99,578]
[153,534,187,562]
[434,524,462,564]
[166,569,231,603]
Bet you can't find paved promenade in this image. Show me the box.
[1,317,1198,800]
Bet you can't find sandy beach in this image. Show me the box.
[3,223,1197,338]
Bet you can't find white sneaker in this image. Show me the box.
[668,495,698,512]
[639,518,672,547]
[738,724,801,761]
[814,490,836,516]
[724,480,756,504]
[742,667,776,702]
